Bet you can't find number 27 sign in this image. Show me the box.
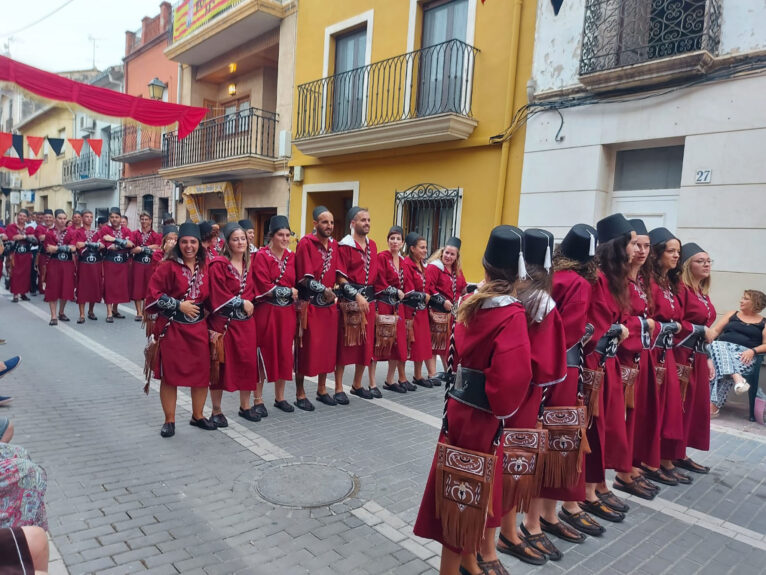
[695,169,712,184]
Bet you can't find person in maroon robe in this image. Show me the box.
[414,225,532,575]
[74,210,104,323]
[294,206,340,408]
[425,238,467,385]
[98,207,134,322]
[146,222,215,437]
[335,207,378,402]
[401,233,431,391]
[369,225,407,395]
[238,219,259,258]
[152,226,178,275]
[199,221,219,261]
[43,210,77,325]
[253,215,298,416]
[672,243,715,474]
[6,210,35,302]
[538,225,604,542]
[207,222,260,425]
[36,209,54,295]
[130,212,162,322]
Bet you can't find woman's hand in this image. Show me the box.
[647,318,656,335]
[397,290,405,301]
[740,348,756,365]
[355,293,370,315]
[620,324,629,342]
[102,234,115,243]
[179,300,199,319]
[704,326,714,343]
[291,288,299,301]
[444,300,453,312]
[243,300,254,317]
[324,288,336,303]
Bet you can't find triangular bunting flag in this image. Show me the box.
[551,0,564,15]
[12,134,23,159]
[24,158,43,176]
[87,138,103,157]
[47,137,64,156]
[27,136,45,157]
[68,138,84,156]
[0,132,11,155]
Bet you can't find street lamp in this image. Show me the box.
[147,77,167,101]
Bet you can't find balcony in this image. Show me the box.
[62,153,120,191]
[111,125,163,163]
[294,39,479,158]
[159,107,278,182]
[579,0,722,92]
[164,0,288,66]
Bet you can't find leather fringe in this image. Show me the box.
[581,368,603,424]
[142,313,156,339]
[340,301,367,347]
[429,311,450,351]
[678,364,691,404]
[502,472,540,515]
[143,335,158,394]
[624,383,636,409]
[209,331,225,388]
[501,428,548,514]
[374,314,398,357]
[406,318,415,345]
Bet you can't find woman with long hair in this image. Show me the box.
[425,238,467,386]
[670,243,716,473]
[146,222,214,437]
[401,232,431,391]
[414,225,532,575]
[252,215,298,416]
[207,222,260,425]
[152,225,178,275]
[370,226,408,394]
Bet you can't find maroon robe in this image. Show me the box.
[373,251,407,362]
[98,225,132,305]
[74,228,103,304]
[402,257,432,362]
[43,227,76,301]
[35,225,50,293]
[425,261,467,354]
[151,250,165,275]
[337,235,378,367]
[415,297,532,551]
[542,270,592,501]
[675,285,716,452]
[295,234,339,377]
[253,247,296,382]
[6,223,35,295]
[207,257,259,392]
[131,228,162,301]
[146,259,210,387]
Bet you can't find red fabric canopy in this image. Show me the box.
[0,56,206,139]
[0,157,42,176]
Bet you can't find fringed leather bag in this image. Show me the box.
[340,300,367,346]
[429,310,450,350]
[435,441,497,553]
[654,365,666,387]
[581,367,603,422]
[374,313,398,357]
[541,406,589,489]
[501,428,548,513]
[677,363,692,404]
[405,318,415,345]
[621,357,640,409]
[142,314,156,339]
[209,330,226,388]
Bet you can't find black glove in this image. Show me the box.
[429,293,448,313]
[336,282,358,302]
[401,291,427,311]
[114,238,128,249]
[375,286,400,306]
[157,294,179,317]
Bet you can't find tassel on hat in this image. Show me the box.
[518,250,527,280]
[543,244,552,273]
[588,231,596,256]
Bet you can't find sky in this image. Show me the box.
[1,0,169,72]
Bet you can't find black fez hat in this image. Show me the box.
[178,222,201,241]
[73,210,82,216]
[312,205,330,221]
[484,225,524,275]
[446,236,461,250]
[162,224,178,236]
[43,208,53,215]
[346,206,364,223]
[523,228,555,272]
[109,207,121,215]
[97,216,107,226]
[54,209,66,217]
[629,218,648,236]
[648,227,677,247]
[198,220,213,238]
[222,221,243,241]
[269,214,291,235]
[405,231,421,248]
[19,208,29,216]
[388,225,404,239]
[597,213,632,243]
[681,242,705,264]
[162,212,173,221]
[237,218,254,231]
[560,223,597,262]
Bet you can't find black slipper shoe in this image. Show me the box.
[539,516,586,543]
[20,294,30,301]
[350,386,373,399]
[238,407,261,422]
[274,399,295,413]
[210,413,228,428]
[383,382,407,393]
[334,391,350,405]
[49,318,58,326]
[253,403,268,418]
[77,317,85,324]
[400,380,417,391]
[134,315,143,322]
[58,314,70,322]
[88,313,98,320]
[294,397,315,411]
[662,466,692,484]
[160,422,175,438]
[558,508,604,537]
[113,311,126,319]
[496,532,547,565]
[580,499,625,523]
[106,317,114,323]
[674,458,710,474]
[641,464,678,486]
[597,489,630,512]
[520,523,562,561]
[427,377,442,387]
[413,377,433,389]
[316,393,337,406]
[189,416,216,430]
[368,386,382,399]
[636,473,660,492]
[613,476,655,501]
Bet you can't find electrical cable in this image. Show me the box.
[0,0,78,38]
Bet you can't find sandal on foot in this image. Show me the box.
[274,399,295,413]
[20,294,30,301]
[316,393,337,406]
[105,316,114,323]
[349,386,373,400]
[253,403,268,418]
[476,556,510,575]
[496,532,547,565]
[210,413,228,428]
[558,507,604,537]
[113,311,126,319]
[641,464,678,486]
[674,458,710,474]
[662,465,692,484]
[49,318,58,326]
[579,499,625,523]
[400,379,417,391]
[160,422,175,438]
[597,489,630,512]
[333,392,349,405]
[368,386,382,399]
[11,297,18,303]
[383,382,407,393]
[88,313,98,320]
[520,523,562,560]
[189,416,216,430]
[58,314,70,322]
[294,397,315,411]
[635,473,660,493]
[413,377,433,389]
[77,317,85,324]
[613,476,655,500]
[238,407,261,422]
[539,516,586,543]
[134,315,143,322]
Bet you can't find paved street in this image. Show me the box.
[1,289,765,575]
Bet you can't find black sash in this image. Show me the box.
[133,251,153,265]
[216,300,252,321]
[80,249,102,264]
[448,367,491,413]
[13,242,29,254]
[162,305,204,324]
[105,251,129,264]
[53,251,73,262]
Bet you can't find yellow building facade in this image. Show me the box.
[290,0,537,280]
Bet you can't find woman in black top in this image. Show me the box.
[706,290,766,416]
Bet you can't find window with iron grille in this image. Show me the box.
[394,184,462,254]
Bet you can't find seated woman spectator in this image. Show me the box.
[707,290,766,417]
[0,439,48,530]
[0,525,49,574]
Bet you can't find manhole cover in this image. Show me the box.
[256,463,356,508]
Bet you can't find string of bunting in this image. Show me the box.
[0,131,103,160]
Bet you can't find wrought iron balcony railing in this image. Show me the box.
[580,0,722,76]
[111,125,163,159]
[296,39,478,139]
[62,153,120,184]
[161,107,278,169]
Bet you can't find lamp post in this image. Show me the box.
[147,77,167,101]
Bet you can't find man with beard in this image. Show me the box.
[43,210,77,325]
[74,210,104,323]
[35,209,55,294]
[98,207,134,322]
[6,210,36,302]
[335,207,378,402]
[295,206,340,409]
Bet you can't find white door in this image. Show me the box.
[611,189,679,232]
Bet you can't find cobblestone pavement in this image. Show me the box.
[1,291,765,574]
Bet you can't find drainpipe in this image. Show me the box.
[493,0,523,226]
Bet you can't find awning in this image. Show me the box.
[182,181,240,223]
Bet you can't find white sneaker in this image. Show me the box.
[734,380,750,395]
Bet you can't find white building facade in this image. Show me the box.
[519,0,766,308]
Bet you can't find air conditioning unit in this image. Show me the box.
[79,116,96,134]
[278,129,291,158]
